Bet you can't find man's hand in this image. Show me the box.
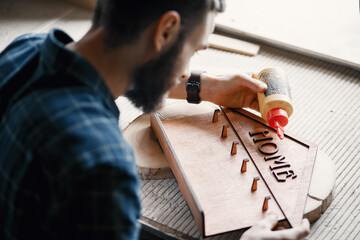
[168,71,266,111]
[199,72,267,111]
[240,213,310,240]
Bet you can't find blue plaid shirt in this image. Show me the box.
[0,29,140,240]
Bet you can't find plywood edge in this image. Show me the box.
[150,113,205,236]
[137,166,174,180]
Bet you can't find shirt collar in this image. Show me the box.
[40,28,119,117]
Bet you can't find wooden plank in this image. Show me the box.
[151,110,285,236]
[208,34,260,56]
[215,0,360,71]
[62,0,96,9]
[123,114,173,179]
[150,114,205,236]
[222,108,317,227]
[150,107,318,236]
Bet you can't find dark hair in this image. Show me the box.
[92,0,225,48]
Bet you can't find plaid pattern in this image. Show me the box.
[0,29,140,240]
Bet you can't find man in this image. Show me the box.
[0,0,309,239]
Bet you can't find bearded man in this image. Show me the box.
[0,0,309,239]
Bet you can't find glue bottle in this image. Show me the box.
[255,68,293,140]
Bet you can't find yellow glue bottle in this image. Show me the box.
[256,68,293,140]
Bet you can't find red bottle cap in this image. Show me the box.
[267,108,288,140]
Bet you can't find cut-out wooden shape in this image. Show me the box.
[231,141,240,155]
[222,124,230,138]
[263,196,271,211]
[212,109,220,122]
[241,158,250,173]
[150,107,317,237]
[223,108,317,228]
[252,177,260,192]
[122,114,173,179]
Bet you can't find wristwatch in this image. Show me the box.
[186,70,204,104]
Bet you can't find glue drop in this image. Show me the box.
[255,68,293,140]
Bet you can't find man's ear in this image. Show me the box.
[153,11,181,52]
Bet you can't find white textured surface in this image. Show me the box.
[0,0,92,51]
[215,0,360,71]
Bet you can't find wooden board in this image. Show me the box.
[150,107,317,237]
[123,114,173,179]
[62,0,96,9]
[123,100,219,179]
[208,34,260,56]
[215,0,360,71]
[124,102,334,223]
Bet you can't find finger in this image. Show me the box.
[298,218,310,238]
[235,73,267,93]
[274,225,286,231]
[243,95,255,109]
[267,219,310,240]
[249,97,260,111]
[257,212,279,230]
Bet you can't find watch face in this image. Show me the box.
[186,72,202,104]
[186,82,201,103]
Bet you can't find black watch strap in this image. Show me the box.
[186,70,204,104]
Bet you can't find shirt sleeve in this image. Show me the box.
[31,92,141,240]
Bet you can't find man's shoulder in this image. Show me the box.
[20,87,114,127]
[0,32,47,84]
[27,88,136,174]
[16,87,132,162]
[1,32,47,54]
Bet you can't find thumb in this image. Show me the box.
[259,212,279,230]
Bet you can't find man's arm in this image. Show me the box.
[168,72,267,111]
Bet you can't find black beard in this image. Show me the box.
[125,35,185,113]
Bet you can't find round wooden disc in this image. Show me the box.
[123,114,173,180]
[124,99,335,223]
[303,150,335,222]
[123,99,219,180]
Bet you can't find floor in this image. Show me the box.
[1,0,359,239]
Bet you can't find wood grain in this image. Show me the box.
[126,100,333,230]
[224,108,317,227]
[151,113,206,235]
[123,114,173,179]
[151,107,318,236]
